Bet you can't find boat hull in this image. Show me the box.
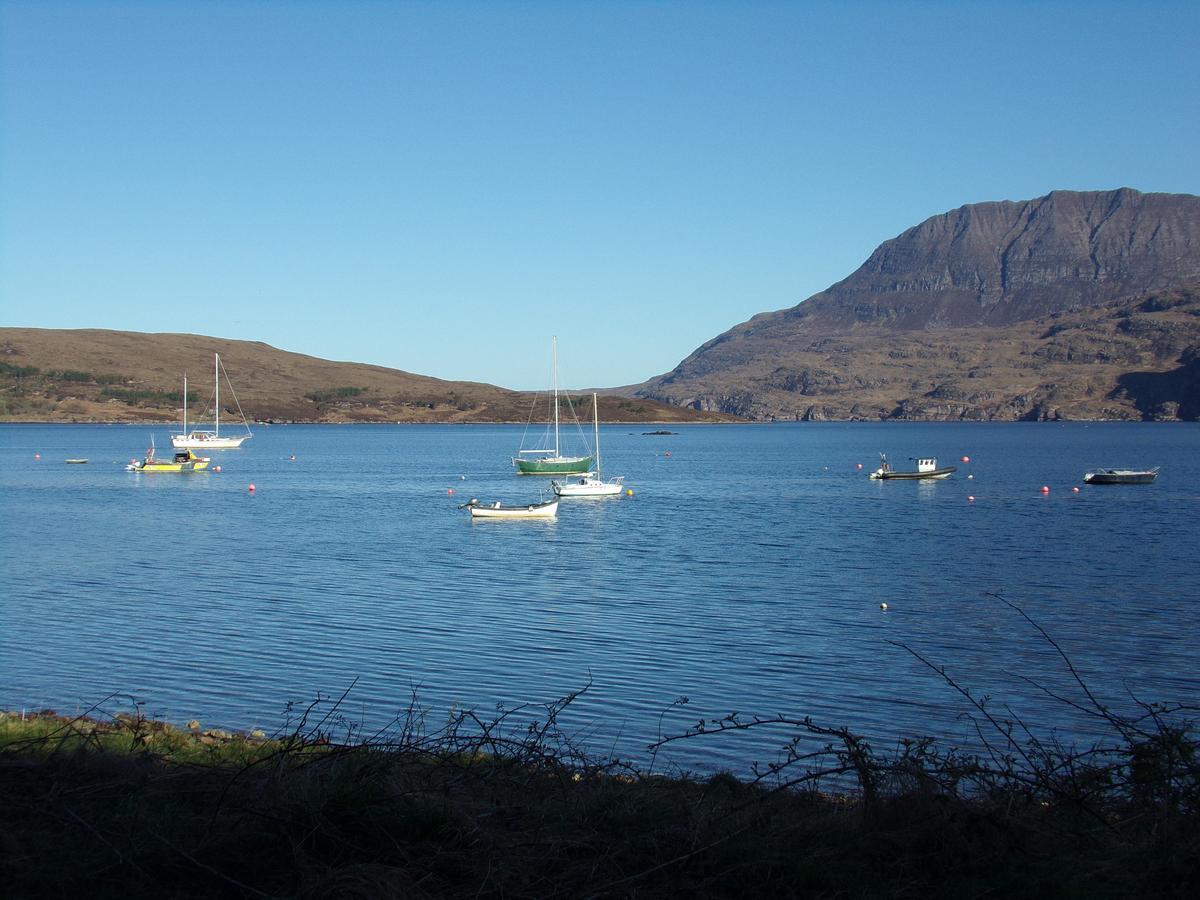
[870,467,956,480]
[513,455,593,476]
[127,459,210,473]
[172,433,250,450]
[552,476,624,497]
[467,499,559,519]
[1083,470,1158,484]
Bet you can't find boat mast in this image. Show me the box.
[552,336,559,458]
[592,392,601,478]
[214,353,220,437]
[182,373,187,435]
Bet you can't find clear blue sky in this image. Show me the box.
[2,1,1197,390]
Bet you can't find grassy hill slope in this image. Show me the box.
[0,329,738,423]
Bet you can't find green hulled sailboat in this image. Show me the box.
[513,337,593,476]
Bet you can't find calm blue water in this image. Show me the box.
[2,422,1198,774]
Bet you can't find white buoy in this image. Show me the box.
[880,602,889,610]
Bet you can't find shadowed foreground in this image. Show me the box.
[2,676,1196,899]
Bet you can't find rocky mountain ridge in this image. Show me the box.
[636,189,1200,420]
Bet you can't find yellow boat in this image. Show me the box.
[126,447,211,473]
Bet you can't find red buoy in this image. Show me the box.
[248,483,256,492]
[447,488,455,495]
[1041,485,1050,493]
[961,455,970,463]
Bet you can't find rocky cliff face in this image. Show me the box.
[636,189,1200,420]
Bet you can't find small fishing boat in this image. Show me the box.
[553,393,625,498]
[126,442,210,473]
[461,497,559,519]
[1083,467,1159,485]
[869,454,956,480]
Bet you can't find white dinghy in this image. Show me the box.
[461,497,559,519]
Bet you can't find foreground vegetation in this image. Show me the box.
[3,604,1196,897]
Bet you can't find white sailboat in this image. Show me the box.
[172,353,253,450]
[552,393,625,497]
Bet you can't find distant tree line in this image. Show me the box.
[305,387,369,403]
[0,362,125,385]
[100,388,197,404]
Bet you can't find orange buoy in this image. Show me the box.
[1041,485,1050,493]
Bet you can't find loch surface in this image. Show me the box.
[2,422,1197,773]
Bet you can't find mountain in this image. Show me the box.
[635,189,1200,420]
[0,329,739,423]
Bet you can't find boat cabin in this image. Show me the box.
[915,458,939,473]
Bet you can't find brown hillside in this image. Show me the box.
[0,329,739,424]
